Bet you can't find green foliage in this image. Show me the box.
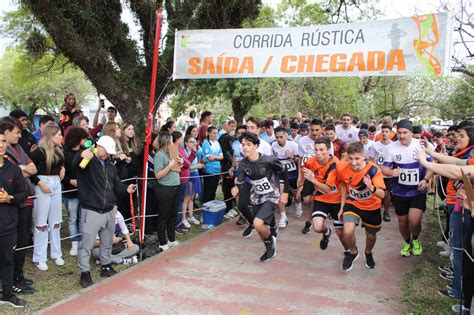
[442,73,474,120]
[0,49,94,116]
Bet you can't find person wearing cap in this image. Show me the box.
[382,119,434,257]
[74,135,137,288]
[358,129,374,158]
[9,110,37,155]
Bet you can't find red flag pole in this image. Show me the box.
[140,8,163,244]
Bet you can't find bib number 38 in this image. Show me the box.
[252,178,274,195]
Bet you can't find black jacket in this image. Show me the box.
[0,159,28,237]
[73,152,128,213]
[62,147,80,198]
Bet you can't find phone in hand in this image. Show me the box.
[100,99,105,108]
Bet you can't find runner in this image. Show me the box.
[298,119,324,232]
[382,119,433,257]
[232,132,289,262]
[336,114,359,144]
[368,124,393,222]
[301,137,347,251]
[324,124,347,161]
[338,142,386,270]
[272,127,300,226]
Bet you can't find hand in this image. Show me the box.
[176,157,184,165]
[81,149,94,160]
[38,181,52,194]
[70,179,78,187]
[414,148,427,165]
[363,175,373,191]
[30,144,37,152]
[127,184,137,194]
[392,168,400,177]
[0,188,11,203]
[231,186,239,198]
[59,167,65,180]
[280,192,289,204]
[207,155,215,161]
[126,239,134,250]
[119,153,128,161]
[417,178,429,191]
[100,115,107,125]
[113,236,121,244]
[228,167,234,177]
[124,156,132,164]
[303,168,315,182]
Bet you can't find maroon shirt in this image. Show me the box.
[198,123,208,146]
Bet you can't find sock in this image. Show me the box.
[305,221,311,228]
[412,235,418,240]
[281,212,287,219]
[405,238,411,244]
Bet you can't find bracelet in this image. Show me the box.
[421,178,429,182]
[372,186,377,193]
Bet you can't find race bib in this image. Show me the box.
[301,154,314,166]
[282,159,297,172]
[399,168,419,185]
[251,177,274,195]
[349,187,371,200]
[376,154,384,165]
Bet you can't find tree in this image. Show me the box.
[11,1,261,132]
[0,48,94,124]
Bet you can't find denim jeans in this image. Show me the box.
[64,197,82,242]
[33,175,63,263]
[449,205,471,298]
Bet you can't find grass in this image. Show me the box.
[401,196,462,314]
[0,190,225,314]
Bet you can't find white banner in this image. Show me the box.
[173,13,453,79]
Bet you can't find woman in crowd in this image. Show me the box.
[179,134,203,228]
[72,116,103,141]
[201,126,223,203]
[120,122,141,179]
[160,120,176,133]
[62,127,89,256]
[30,125,65,271]
[154,131,182,251]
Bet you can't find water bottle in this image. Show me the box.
[79,140,97,169]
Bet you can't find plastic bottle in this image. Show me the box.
[79,140,97,169]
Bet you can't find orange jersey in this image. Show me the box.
[375,131,396,142]
[446,146,474,205]
[303,156,341,204]
[337,161,385,210]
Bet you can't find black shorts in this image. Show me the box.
[391,194,427,216]
[312,201,343,228]
[253,201,277,226]
[383,178,392,191]
[288,178,298,194]
[301,180,315,198]
[342,204,382,234]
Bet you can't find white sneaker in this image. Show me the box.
[34,262,48,271]
[188,217,200,225]
[167,240,180,248]
[182,219,191,229]
[53,257,65,266]
[122,255,138,265]
[70,241,79,256]
[227,209,238,218]
[159,244,170,251]
[295,203,303,218]
[278,216,288,228]
[436,240,449,251]
[439,248,452,257]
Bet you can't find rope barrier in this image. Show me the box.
[14,196,236,252]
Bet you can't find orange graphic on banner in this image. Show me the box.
[411,14,442,76]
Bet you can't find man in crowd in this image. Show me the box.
[9,110,36,155]
[358,129,374,158]
[32,115,55,143]
[74,136,137,288]
[0,124,29,308]
[336,114,359,144]
[260,119,276,144]
[106,106,117,123]
[324,124,347,160]
[198,111,213,146]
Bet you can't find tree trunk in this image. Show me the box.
[232,98,248,124]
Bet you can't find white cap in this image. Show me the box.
[96,136,116,155]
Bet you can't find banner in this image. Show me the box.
[173,13,453,79]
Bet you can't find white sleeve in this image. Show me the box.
[116,212,130,235]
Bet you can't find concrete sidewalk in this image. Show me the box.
[41,210,414,314]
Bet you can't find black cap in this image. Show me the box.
[299,123,308,131]
[397,119,413,132]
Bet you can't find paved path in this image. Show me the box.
[41,209,414,314]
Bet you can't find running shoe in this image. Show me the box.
[302,221,312,234]
[365,252,376,269]
[188,216,200,225]
[100,264,117,278]
[439,248,452,257]
[182,219,191,229]
[439,271,454,281]
[80,271,93,288]
[122,256,138,265]
[438,289,459,299]
[412,239,423,256]
[12,283,35,295]
[236,216,247,226]
[14,276,34,287]
[278,216,288,228]
[295,203,303,218]
[342,251,359,271]
[383,211,391,222]
[400,242,411,257]
[320,228,331,250]
[436,240,449,251]
[451,304,470,314]
[270,226,278,239]
[167,240,180,247]
[0,294,27,308]
[438,264,453,273]
[243,225,254,238]
[260,236,276,262]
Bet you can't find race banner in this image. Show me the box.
[173,12,453,79]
